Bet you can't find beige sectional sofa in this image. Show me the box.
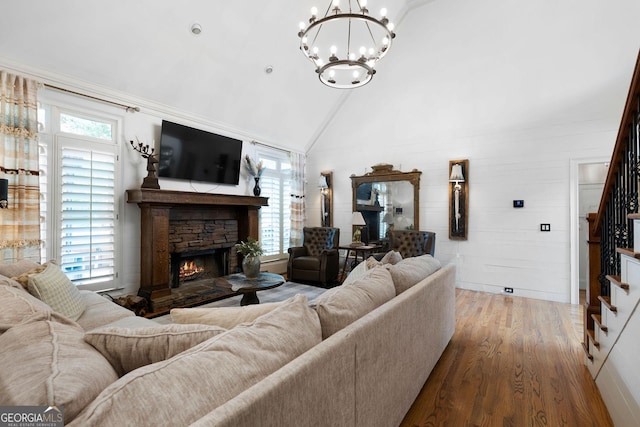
[0,255,455,426]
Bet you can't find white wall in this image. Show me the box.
[306,0,640,302]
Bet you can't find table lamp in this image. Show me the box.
[351,211,366,243]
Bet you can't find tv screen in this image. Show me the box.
[157,120,243,185]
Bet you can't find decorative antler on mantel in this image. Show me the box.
[130,137,160,189]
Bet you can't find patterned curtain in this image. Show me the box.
[289,151,305,247]
[0,71,41,262]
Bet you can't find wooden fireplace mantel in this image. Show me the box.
[126,188,268,208]
[126,189,268,306]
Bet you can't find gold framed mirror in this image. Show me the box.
[350,164,421,244]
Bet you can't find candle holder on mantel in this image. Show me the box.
[130,139,160,189]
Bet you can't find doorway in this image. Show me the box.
[570,158,608,305]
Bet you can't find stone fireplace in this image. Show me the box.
[126,189,268,314]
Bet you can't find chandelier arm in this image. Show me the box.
[310,23,324,48]
[323,1,332,17]
[363,21,378,50]
[309,0,334,47]
[348,18,352,57]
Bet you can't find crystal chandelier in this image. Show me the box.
[298,0,396,89]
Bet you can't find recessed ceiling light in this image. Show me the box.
[191,23,202,35]
[265,65,274,74]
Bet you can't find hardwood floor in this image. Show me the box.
[401,289,612,427]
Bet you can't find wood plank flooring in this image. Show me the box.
[401,289,612,427]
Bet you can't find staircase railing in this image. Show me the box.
[586,50,640,352]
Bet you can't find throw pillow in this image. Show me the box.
[85,323,228,376]
[70,294,322,427]
[365,256,382,270]
[380,250,402,265]
[0,259,41,280]
[170,300,284,329]
[386,254,442,294]
[0,313,119,423]
[10,262,48,289]
[27,263,86,321]
[0,283,53,335]
[314,267,395,339]
[342,258,369,286]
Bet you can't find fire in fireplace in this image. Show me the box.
[170,248,230,288]
[179,259,205,282]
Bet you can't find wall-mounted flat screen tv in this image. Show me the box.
[158,120,243,185]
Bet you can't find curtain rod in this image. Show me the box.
[44,84,140,113]
[251,140,291,154]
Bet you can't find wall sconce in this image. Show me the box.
[0,178,8,209]
[319,171,333,227]
[449,160,468,240]
[351,211,367,243]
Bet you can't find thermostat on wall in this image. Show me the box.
[513,200,524,208]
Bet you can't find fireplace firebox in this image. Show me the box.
[170,248,230,288]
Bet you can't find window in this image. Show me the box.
[256,147,291,261]
[38,102,121,290]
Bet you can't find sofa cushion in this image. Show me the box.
[342,258,370,286]
[0,283,53,335]
[313,267,395,339]
[386,254,442,294]
[75,290,135,331]
[0,259,41,282]
[69,294,322,427]
[85,323,228,376]
[0,313,119,423]
[27,263,86,321]
[0,274,24,289]
[170,301,283,329]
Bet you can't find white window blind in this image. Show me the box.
[257,149,291,261]
[59,146,116,285]
[38,96,121,291]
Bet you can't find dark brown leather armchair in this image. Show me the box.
[389,230,436,258]
[287,227,340,286]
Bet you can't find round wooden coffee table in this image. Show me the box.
[215,272,285,306]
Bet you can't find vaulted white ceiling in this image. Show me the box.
[0,0,430,152]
